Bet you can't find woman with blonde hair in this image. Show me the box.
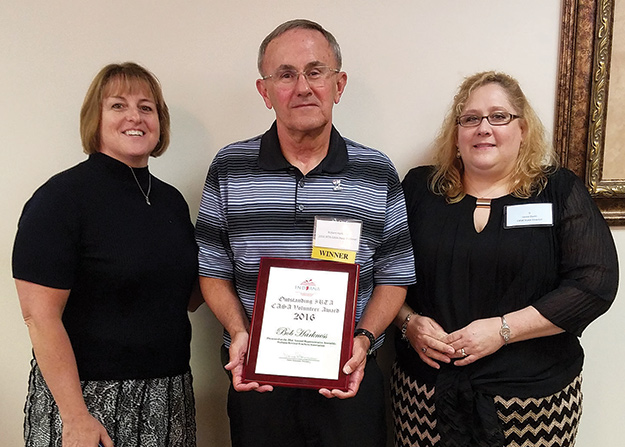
[13,62,199,446]
[392,71,618,446]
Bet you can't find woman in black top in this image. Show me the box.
[13,63,200,447]
[391,71,618,447]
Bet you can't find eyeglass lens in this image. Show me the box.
[458,112,516,127]
[268,66,337,86]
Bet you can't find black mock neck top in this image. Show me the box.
[13,152,198,380]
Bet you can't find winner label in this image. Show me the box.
[244,258,359,390]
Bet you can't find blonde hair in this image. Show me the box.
[430,71,556,203]
[80,62,170,157]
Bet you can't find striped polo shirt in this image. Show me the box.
[196,122,416,349]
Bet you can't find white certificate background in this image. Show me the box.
[254,266,349,380]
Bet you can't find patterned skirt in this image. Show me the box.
[24,359,196,447]
[390,361,582,447]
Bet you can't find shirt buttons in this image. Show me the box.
[297,204,305,212]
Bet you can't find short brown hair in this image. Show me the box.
[430,71,556,203]
[80,62,170,157]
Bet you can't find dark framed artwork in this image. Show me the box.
[555,0,625,225]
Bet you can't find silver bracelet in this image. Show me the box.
[401,312,413,341]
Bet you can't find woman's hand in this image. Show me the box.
[445,317,503,366]
[446,308,566,366]
[16,280,114,446]
[61,412,113,447]
[403,315,455,369]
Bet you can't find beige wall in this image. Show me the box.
[1,1,623,445]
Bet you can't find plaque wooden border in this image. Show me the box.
[244,257,359,390]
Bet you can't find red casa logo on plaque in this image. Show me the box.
[295,279,320,297]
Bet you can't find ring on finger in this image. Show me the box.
[421,347,427,353]
[461,348,467,357]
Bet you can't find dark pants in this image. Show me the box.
[226,351,386,447]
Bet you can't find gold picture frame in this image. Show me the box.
[555,0,625,225]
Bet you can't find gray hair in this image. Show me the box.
[257,19,342,75]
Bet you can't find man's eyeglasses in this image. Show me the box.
[262,66,340,87]
[457,112,521,127]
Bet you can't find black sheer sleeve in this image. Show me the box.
[533,170,618,336]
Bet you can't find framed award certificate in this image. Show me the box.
[243,257,359,390]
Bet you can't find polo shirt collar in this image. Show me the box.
[258,121,348,174]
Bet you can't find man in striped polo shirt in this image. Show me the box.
[196,19,416,447]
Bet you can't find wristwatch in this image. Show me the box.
[499,316,511,345]
[354,328,376,356]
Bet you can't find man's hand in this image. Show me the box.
[225,331,273,393]
[318,335,368,399]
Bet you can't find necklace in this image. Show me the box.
[129,166,152,205]
[465,179,510,233]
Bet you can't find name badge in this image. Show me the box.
[504,203,553,228]
[311,216,362,264]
